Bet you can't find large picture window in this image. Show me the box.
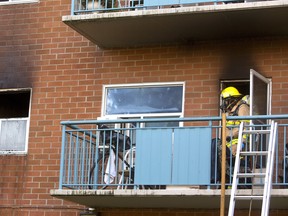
[0,88,31,154]
[103,82,184,118]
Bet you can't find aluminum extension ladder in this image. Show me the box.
[228,121,278,216]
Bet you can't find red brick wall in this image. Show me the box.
[1,0,288,215]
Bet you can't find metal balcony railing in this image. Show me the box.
[72,0,247,15]
[59,115,288,190]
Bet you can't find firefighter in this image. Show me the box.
[220,86,252,188]
[220,86,250,156]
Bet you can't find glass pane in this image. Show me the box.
[0,120,27,151]
[106,85,183,115]
[252,77,267,116]
[250,69,271,120]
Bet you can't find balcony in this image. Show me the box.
[62,0,288,48]
[51,115,288,210]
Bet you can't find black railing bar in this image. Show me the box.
[66,131,97,146]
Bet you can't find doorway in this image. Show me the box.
[220,69,272,117]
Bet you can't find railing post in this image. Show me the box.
[59,125,67,189]
[71,0,75,15]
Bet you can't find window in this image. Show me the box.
[0,88,32,154]
[102,82,184,118]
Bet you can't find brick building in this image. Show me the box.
[1,0,288,215]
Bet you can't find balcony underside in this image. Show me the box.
[62,1,288,48]
[51,188,288,209]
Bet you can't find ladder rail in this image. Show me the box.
[228,121,245,216]
[262,122,277,216]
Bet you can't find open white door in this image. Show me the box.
[249,69,272,165]
[250,69,272,119]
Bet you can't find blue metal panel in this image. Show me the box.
[135,128,173,184]
[172,127,211,185]
[143,0,233,8]
[179,0,229,4]
[143,0,179,7]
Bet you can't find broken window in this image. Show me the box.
[0,89,31,154]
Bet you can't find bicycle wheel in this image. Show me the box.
[88,151,109,189]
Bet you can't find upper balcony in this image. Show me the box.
[62,0,288,48]
[51,115,288,210]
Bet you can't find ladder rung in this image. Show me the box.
[237,173,266,178]
[240,151,268,156]
[234,195,263,200]
[242,130,270,134]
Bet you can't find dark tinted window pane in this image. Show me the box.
[106,85,183,115]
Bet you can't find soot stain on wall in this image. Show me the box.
[0,45,32,89]
[220,40,259,80]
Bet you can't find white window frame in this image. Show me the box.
[0,88,32,155]
[101,82,185,122]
